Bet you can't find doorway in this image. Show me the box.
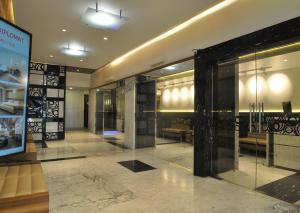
[137,59,195,171]
[95,82,125,146]
[195,19,300,205]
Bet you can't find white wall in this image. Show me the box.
[65,89,85,129]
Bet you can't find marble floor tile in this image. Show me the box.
[40,131,299,212]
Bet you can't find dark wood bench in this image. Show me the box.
[239,133,267,152]
[161,123,191,142]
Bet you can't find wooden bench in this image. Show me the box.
[0,163,49,213]
[161,123,191,142]
[239,133,267,152]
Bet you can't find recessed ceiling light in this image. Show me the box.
[69,87,73,90]
[164,65,176,71]
[62,29,67,32]
[96,89,100,92]
[104,37,108,40]
[49,55,54,58]
[283,59,288,62]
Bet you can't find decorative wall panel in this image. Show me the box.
[27,62,66,142]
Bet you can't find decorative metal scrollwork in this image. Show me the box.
[264,114,300,136]
[46,101,59,118]
[58,122,64,132]
[27,121,43,133]
[46,76,59,87]
[27,100,43,117]
[29,87,44,97]
[27,62,66,141]
[46,132,58,140]
[233,113,300,136]
[30,62,47,72]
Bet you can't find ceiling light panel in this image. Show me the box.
[61,43,89,57]
[81,8,126,30]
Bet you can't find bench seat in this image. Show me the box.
[0,163,49,213]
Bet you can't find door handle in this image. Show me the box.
[249,103,255,133]
[258,102,264,133]
[259,103,261,133]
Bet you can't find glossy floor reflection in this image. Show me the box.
[39,131,299,212]
[219,155,295,189]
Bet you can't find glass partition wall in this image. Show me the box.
[95,82,125,145]
[196,33,300,204]
[138,59,195,171]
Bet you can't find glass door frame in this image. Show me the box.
[194,16,300,178]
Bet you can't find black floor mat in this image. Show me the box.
[256,173,300,204]
[118,160,156,173]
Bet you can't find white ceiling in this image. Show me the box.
[13,0,220,69]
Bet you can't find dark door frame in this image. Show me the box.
[84,94,89,128]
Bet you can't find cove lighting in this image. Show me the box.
[62,47,88,57]
[158,70,194,81]
[239,41,300,60]
[110,0,235,66]
[81,7,126,30]
[158,109,194,113]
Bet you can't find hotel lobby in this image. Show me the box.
[0,0,300,212]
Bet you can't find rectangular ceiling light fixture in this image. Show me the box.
[81,5,127,30]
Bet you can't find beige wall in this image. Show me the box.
[158,75,194,111]
[91,0,300,88]
[239,68,300,112]
[66,72,91,89]
[88,89,96,133]
[66,90,85,129]
[124,77,136,149]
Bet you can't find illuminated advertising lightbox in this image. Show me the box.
[0,18,31,157]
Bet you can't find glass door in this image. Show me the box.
[136,80,156,148]
[210,50,259,190]
[254,41,300,204]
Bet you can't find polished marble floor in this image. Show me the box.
[219,155,295,189]
[39,131,299,212]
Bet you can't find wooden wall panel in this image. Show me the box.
[0,0,15,23]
